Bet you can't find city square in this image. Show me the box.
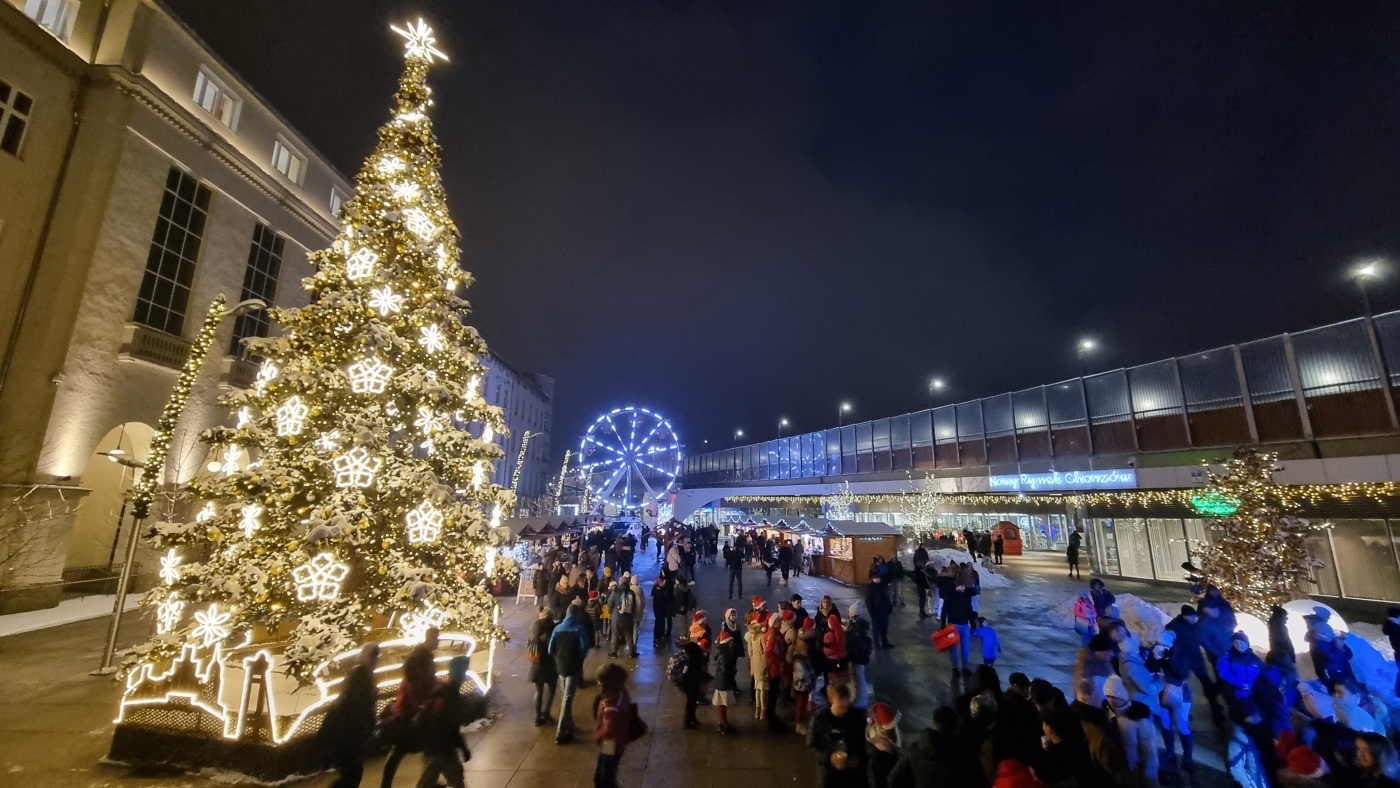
[3,2,1400,788]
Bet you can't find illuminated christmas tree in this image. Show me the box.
[901,472,942,541]
[129,20,513,682]
[1196,448,1318,615]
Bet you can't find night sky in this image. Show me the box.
[166,0,1400,464]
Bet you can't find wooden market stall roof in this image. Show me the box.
[821,520,901,537]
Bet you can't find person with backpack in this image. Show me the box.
[415,656,473,788]
[609,578,639,658]
[527,607,559,726]
[593,663,640,788]
[549,601,594,744]
[845,602,874,708]
[319,643,379,788]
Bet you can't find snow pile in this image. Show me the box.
[0,592,145,638]
[1051,593,1174,643]
[924,549,1013,588]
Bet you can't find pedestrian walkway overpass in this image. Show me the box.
[675,312,1400,521]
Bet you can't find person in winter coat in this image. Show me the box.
[912,559,931,620]
[1103,675,1160,788]
[746,612,771,720]
[710,629,741,734]
[1199,603,1234,675]
[549,602,594,743]
[380,629,441,788]
[765,612,790,731]
[592,663,636,788]
[585,591,604,647]
[843,602,873,708]
[725,540,745,599]
[1226,700,1272,788]
[1088,579,1116,619]
[609,579,639,658]
[415,656,474,788]
[777,541,794,585]
[1039,707,1112,788]
[889,706,979,788]
[822,613,848,674]
[793,617,819,734]
[866,575,895,650]
[548,576,573,622]
[1147,630,1196,772]
[679,637,711,729]
[527,607,559,726]
[1069,679,1129,783]
[807,681,870,788]
[672,578,694,638]
[1355,731,1400,787]
[1166,604,1223,723]
[976,617,1002,665]
[319,643,379,788]
[942,578,976,675]
[993,760,1046,788]
[1072,590,1098,646]
[1267,605,1299,689]
[865,702,902,788]
[1199,584,1238,631]
[1310,623,1357,686]
[1216,630,1264,701]
[650,576,673,646]
[1332,681,1386,735]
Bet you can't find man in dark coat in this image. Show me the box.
[866,575,894,649]
[889,705,977,788]
[1166,604,1223,724]
[549,602,593,743]
[724,540,745,599]
[527,607,558,726]
[777,541,794,585]
[319,643,379,788]
[651,575,674,646]
[807,681,869,788]
[912,560,931,620]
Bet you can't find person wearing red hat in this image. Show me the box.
[764,613,790,731]
[689,610,711,644]
[1279,745,1328,785]
[792,617,817,734]
[866,701,903,788]
[746,612,771,721]
[711,629,741,734]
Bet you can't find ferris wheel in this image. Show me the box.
[579,407,682,509]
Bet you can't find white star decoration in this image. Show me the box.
[155,598,185,635]
[378,155,405,175]
[404,208,438,240]
[220,447,242,476]
[346,247,379,280]
[391,182,421,202]
[293,553,349,602]
[239,503,264,539]
[367,286,403,316]
[192,604,232,647]
[275,395,309,437]
[404,500,444,544]
[414,406,447,437]
[333,447,382,488]
[348,357,394,394]
[391,18,448,64]
[419,324,445,353]
[159,549,182,585]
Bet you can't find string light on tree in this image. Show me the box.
[348,356,394,394]
[404,209,438,240]
[345,248,379,280]
[391,182,421,202]
[192,604,232,647]
[377,155,406,175]
[404,500,444,544]
[275,396,309,437]
[414,406,447,438]
[195,502,216,523]
[237,407,253,428]
[219,447,242,476]
[315,430,341,453]
[293,553,350,602]
[333,447,382,488]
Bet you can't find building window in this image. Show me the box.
[23,0,76,41]
[193,68,241,130]
[0,81,33,157]
[133,167,211,335]
[329,187,348,218]
[272,139,305,184]
[229,223,284,358]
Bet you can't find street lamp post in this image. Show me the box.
[1077,338,1097,378]
[928,377,946,408]
[838,401,852,427]
[1356,260,1381,317]
[93,296,265,674]
[734,429,745,444]
[1353,260,1399,428]
[778,418,790,438]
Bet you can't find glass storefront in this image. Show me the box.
[1086,516,1400,603]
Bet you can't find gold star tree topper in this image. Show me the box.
[391,19,448,64]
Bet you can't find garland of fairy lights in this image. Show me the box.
[726,480,1400,510]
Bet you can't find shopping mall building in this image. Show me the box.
[675,312,1400,612]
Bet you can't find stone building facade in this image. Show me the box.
[483,350,554,504]
[0,0,349,611]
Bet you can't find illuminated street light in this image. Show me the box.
[734,429,745,441]
[1354,258,1385,317]
[778,417,790,438]
[838,401,853,427]
[1077,338,1097,378]
[928,377,946,407]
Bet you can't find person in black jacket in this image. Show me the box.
[319,643,379,788]
[528,607,558,726]
[889,706,976,788]
[1166,604,1224,724]
[725,540,745,599]
[911,561,931,621]
[651,575,674,647]
[679,637,711,729]
[417,656,473,788]
[807,681,869,788]
[865,576,894,650]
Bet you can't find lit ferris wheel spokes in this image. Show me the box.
[579,407,682,509]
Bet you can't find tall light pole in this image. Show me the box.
[1077,338,1097,378]
[734,428,745,444]
[1355,259,1382,317]
[94,296,265,674]
[778,417,790,438]
[927,377,946,408]
[838,401,853,427]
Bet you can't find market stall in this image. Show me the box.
[991,520,1024,556]
[815,520,902,585]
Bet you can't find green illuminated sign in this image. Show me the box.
[1191,491,1239,517]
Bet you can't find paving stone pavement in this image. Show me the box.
[0,549,1233,787]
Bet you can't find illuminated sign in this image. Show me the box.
[1191,491,1239,517]
[988,468,1137,492]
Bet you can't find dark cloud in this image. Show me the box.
[166,0,1400,462]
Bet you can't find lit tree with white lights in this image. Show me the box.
[901,472,942,541]
[130,21,513,681]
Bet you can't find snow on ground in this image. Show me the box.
[0,592,145,638]
[1051,593,1175,643]
[924,549,1014,588]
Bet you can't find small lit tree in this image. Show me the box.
[901,472,942,541]
[1196,448,1318,615]
[822,481,858,521]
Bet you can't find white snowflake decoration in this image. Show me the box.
[192,604,232,647]
[195,502,217,523]
[392,18,448,63]
[377,155,405,175]
[405,500,444,544]
[398,604,446,642]
[333,447,382,488]
[385,401,400,418]
[239,503,264,538]
[253,362,279,394]
[348,356,394,394]
[414,406,448,437]
[159,549,182,585]
[481,425,495,444]
[404,208,438,240]
[275,395,309,437]
[293,553,349,601]
[316,429,341,452]
[471,462,486,490]
[435,244,451,271]
[391,182,421,202]
[155,597,185,635]
[419,324,445,353]
[219,447,242,476]
[236,406,253,428]
[368,286,403,316]
[346,247,379,280]
[465,375,481,402]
